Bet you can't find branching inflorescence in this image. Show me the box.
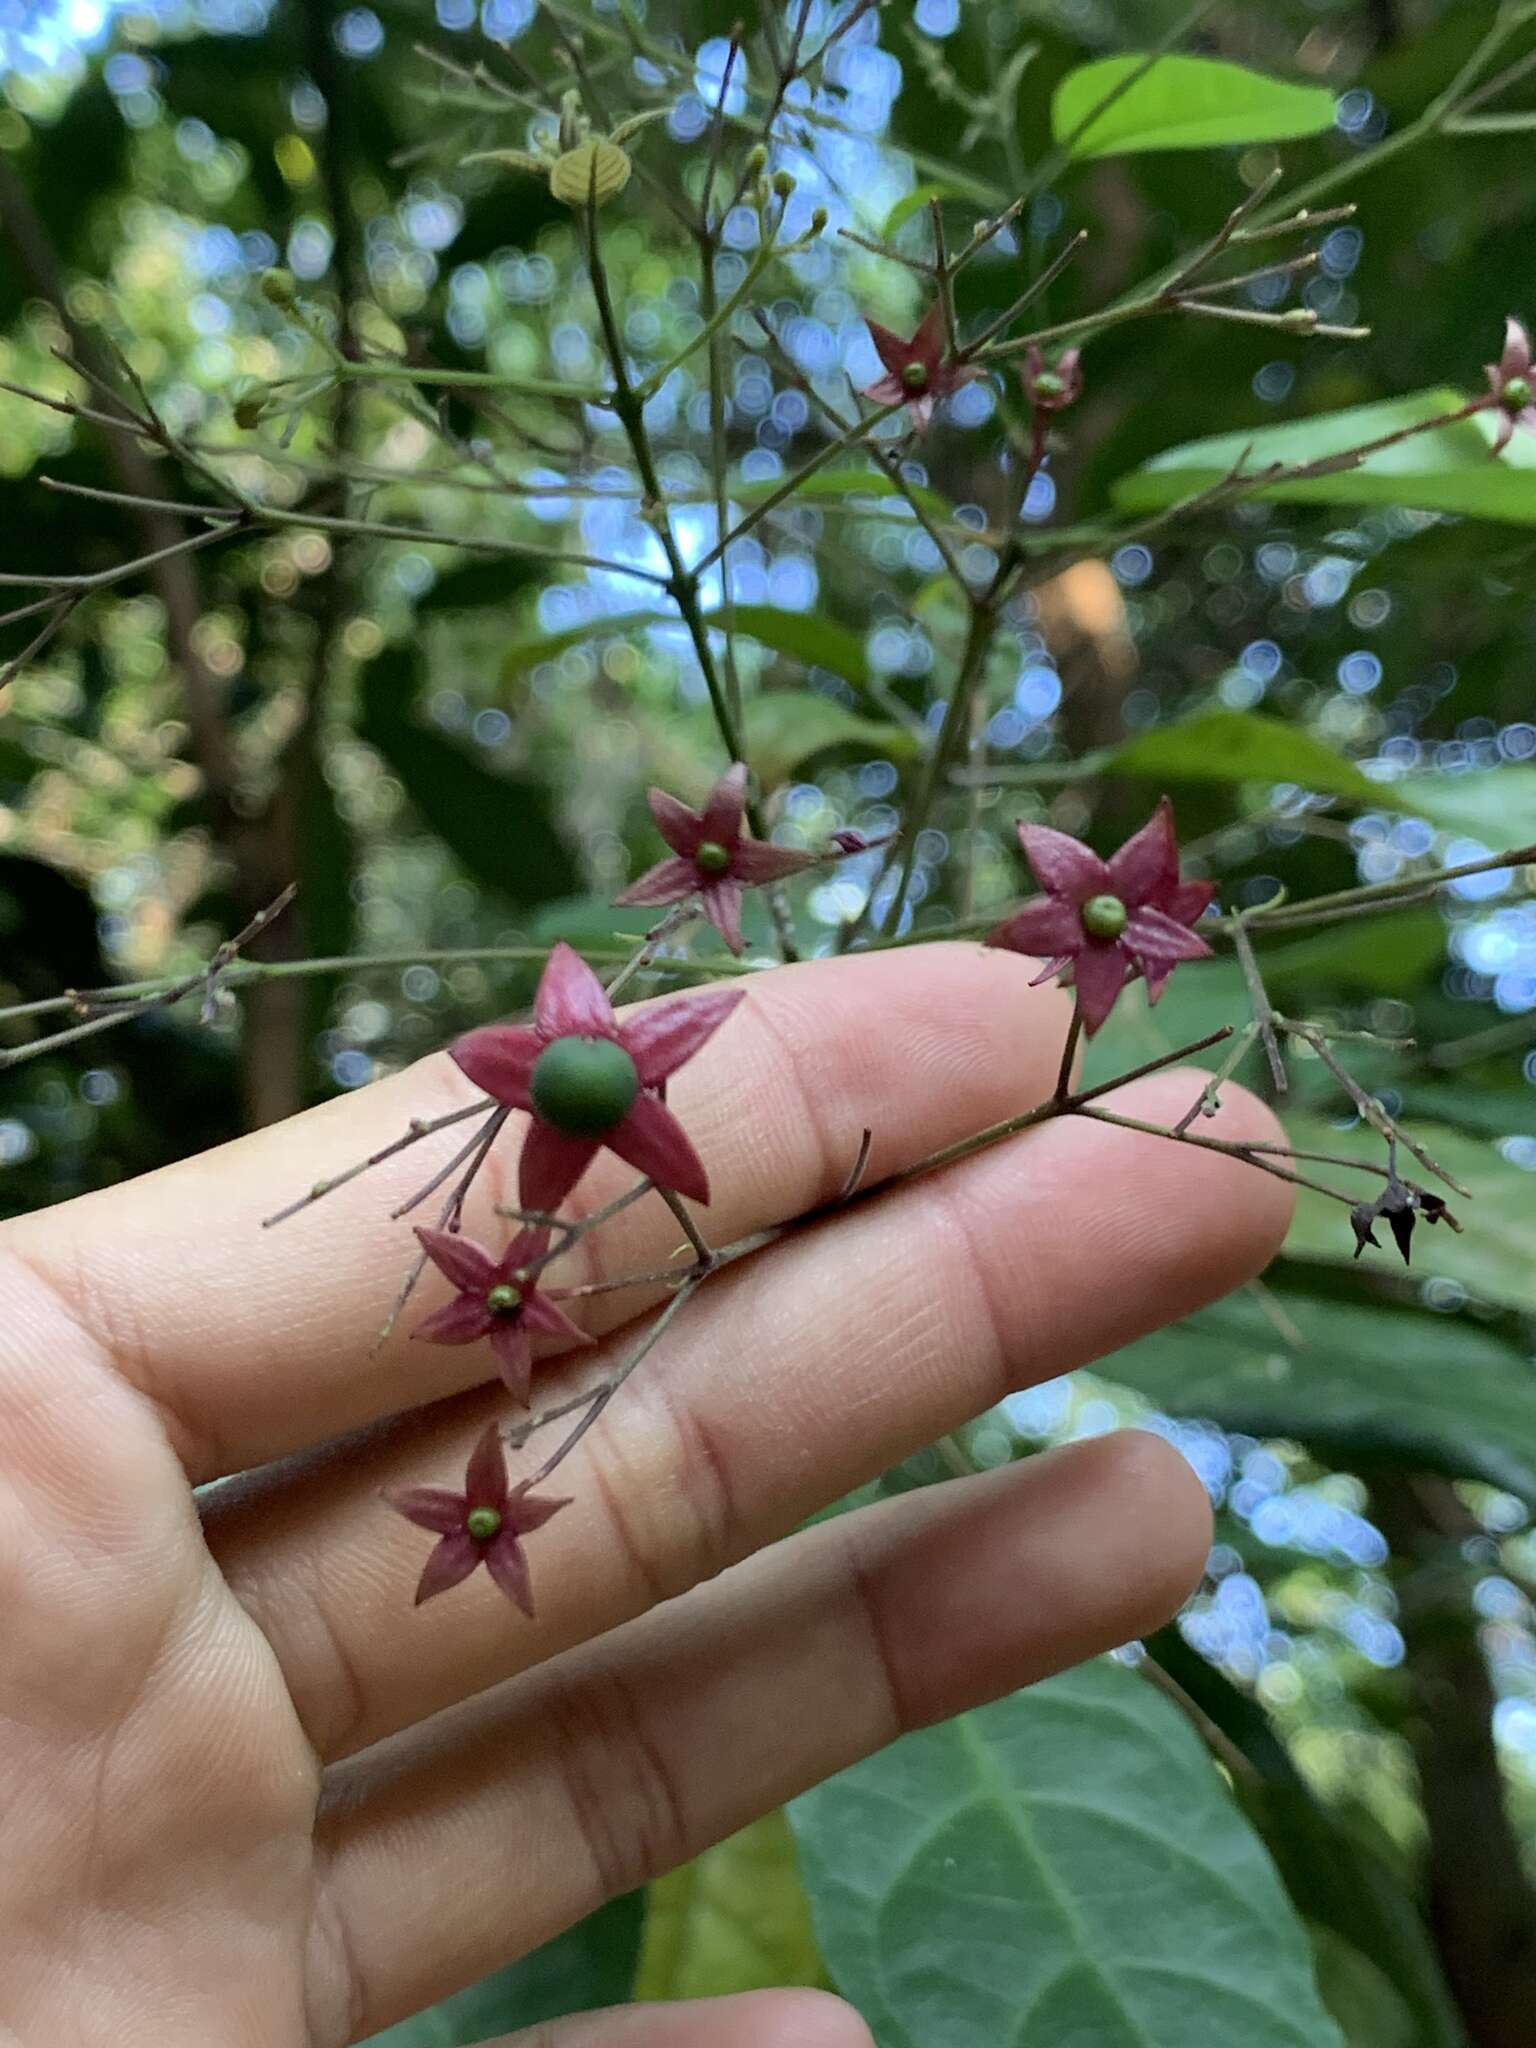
[5,15,1536,1615]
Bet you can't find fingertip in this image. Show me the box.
[1080,1426,1214,1628]
[733,1988,875,2048]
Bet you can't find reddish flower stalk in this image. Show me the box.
[1484,317,1536,453]
[449,942,743,1213]
[862,303,982,430]
[614,761,819,952]
[386,1422,568,1611]
[987,797,1215,1034]
[413,1223,591,1404]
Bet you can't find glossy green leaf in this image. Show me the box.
[635,1811,826,2002]
[359,650,579,905]
[791,1661,1342,2048]
[1115,390,1536,526]
[1053,54,1336,159]
[1107,1259,1536,1501]
[741,692,914,789]
[360,1894,644,2046]
[1105,709,1385,803]
[709,605,871,692]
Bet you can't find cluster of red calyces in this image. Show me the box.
[860,305,1082,433]
[390,764,875,1607]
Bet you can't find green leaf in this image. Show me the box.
[739,692,915,789]
[881,181,966,239]
[358,649,579,906]
[1282,1112,1536,1309]
[1399,765,1536,846]
[1105,708,1386,804]
[1308,1927,1421,2048]
[415,554,546,615]
[710,605,871,692]
[500,609,673,689]
[1115,389,1536,526]
[729,469,953,523]
[1107,1259,1536,1502]
[359,1894,644,2045]
[1257,911,1446,998]
[1052,54,1336,159]
[791,1661,1343,2048]
[635,1811,826,2002]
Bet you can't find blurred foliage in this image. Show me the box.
[4,1,1536,2045]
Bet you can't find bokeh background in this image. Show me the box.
[2,3,1536,2044]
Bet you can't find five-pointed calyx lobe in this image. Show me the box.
[1350,1179,1451,1267]
[413,1223,591,1404]
[615,761,821,953]
[1485,316,1536,453]
[986,796,1215,1034]
[862,303,982,431]
[450,941,744,1212]
[1020,342,1083,414]
[385,1422,570,1611]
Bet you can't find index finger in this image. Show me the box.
[0,943,1073,1479]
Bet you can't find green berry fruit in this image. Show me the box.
[486,1283,522,1314]
[260,267,297,307]
[466,1506,503,1542]
[1081,893,1128,940]
[694,840,731,875]
[901,361,930,392]
[530,1034,640,1135]
[1032,370,1065,399]
[1504,376,1532,409]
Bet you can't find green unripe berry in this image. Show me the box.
[233,394,266,430]
[1031,370,1065,400]
[694,840,731,875]
[1081,894,1128,940]
[530,1034,640,1135]
[260,267,297,307]
[486,1283,523,1314]
[466,1506,503,1542]
[901,361,930,392]
[1504,376,1532,409]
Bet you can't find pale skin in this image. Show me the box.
[0,943,1292,2048]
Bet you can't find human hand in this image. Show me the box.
[0,943,1289,2046]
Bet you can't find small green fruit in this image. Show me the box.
[530,1034,640,1135]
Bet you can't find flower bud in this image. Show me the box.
[771,168,795,199]
[810,206,828,234]
[260,268,297,308]
[745,144,768,175]
[233,394,266,430]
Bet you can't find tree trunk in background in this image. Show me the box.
[238,0,363,1128]
[1371,1470,1536,2048]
